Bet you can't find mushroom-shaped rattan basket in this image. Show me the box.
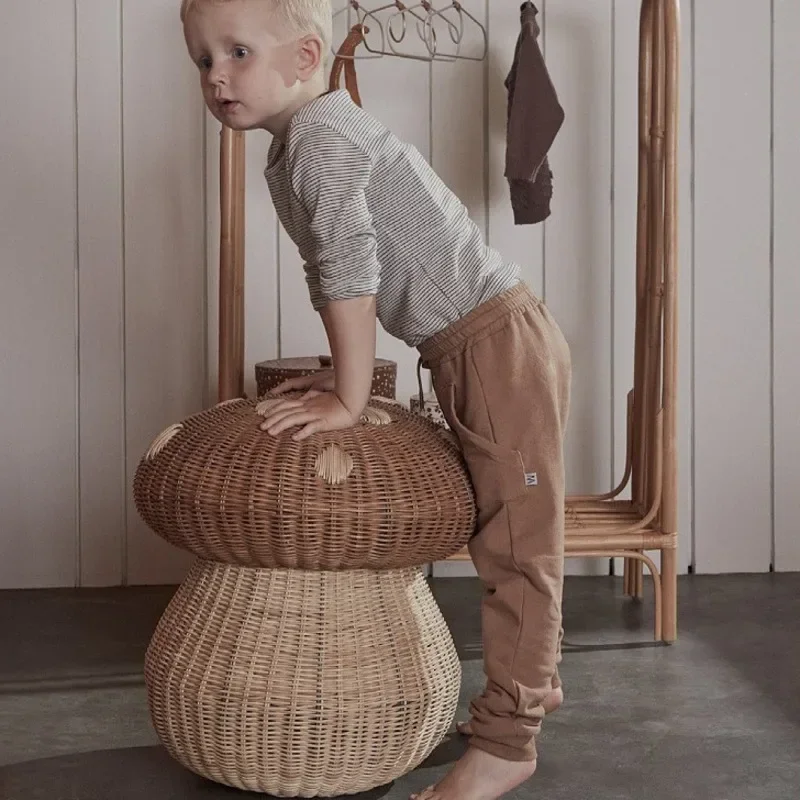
[133,395,476,570]
[134,393,477,796]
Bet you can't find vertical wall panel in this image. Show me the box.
[676,0,694,573]
[76,0,126,587]
[693,0,772,573]
[547,0,614,575]
[486,1,545,295]
[123,0,206,585]
[0,3,79,589]
[773,0,800,571]
[545,0,613,496]
[430,0,487,238]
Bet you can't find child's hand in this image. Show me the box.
[272,369,335,394]
[259,390,358,441]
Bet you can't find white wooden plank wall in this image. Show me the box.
[1,0,799,589]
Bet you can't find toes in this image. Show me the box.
[543,685,565,715]
[410,785,437,800]
[456,720,473,736]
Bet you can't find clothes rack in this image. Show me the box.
[216,0,681,643]
[564,0,680,642]
[331,1,488,62]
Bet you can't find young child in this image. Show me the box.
[181,1,571,798]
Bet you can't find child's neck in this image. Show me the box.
[267,74,327,141]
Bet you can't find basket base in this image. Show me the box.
[144,559,461,797]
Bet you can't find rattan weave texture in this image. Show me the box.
[133,395,476,570]
[144,559,461,797]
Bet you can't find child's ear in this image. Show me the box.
[296,34,323,79]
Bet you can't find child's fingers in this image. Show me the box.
[292,419,325,441]
[258,399,305,431]
[262,407,317,436]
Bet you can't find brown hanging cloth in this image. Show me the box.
[505,2,564,225]
[328,23,368,107]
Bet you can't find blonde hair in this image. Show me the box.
[180,0,333,54]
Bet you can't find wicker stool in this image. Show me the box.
[133,395,475,796]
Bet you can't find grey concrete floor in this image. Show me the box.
[1,573,799,799]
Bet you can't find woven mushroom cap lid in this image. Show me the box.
[133,394,476,570]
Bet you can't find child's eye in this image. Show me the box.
[233,46,248,59]
[198,55,212,70]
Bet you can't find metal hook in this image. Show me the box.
[354,1,393,57]
[415,2,463,50]
[386,1,459,61]
[384,1,453,61]
[388,8,406,43]
[419,3,464,58]
[331,1,383,59]
[364,1,415,47]
[424,1,487,62]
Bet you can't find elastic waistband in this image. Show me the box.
[418,281,540,366]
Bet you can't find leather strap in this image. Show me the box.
[328,24,367,107]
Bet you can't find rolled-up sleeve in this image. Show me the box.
[288,122,380,309]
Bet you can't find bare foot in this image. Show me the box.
[455,685,564,736]
[410,746,536,800]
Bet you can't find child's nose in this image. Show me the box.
[207,64,228,87]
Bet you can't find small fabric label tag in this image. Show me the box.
[525,472,538,487]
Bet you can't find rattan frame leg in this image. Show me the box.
[660,545,678,642]
[567,551,662,641]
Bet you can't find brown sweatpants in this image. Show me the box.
[418,281,571,763]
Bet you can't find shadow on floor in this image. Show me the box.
[0,746,396,800]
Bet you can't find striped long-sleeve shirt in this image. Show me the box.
[265,89,520,348]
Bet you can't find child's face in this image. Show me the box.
[183,0,308,134]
